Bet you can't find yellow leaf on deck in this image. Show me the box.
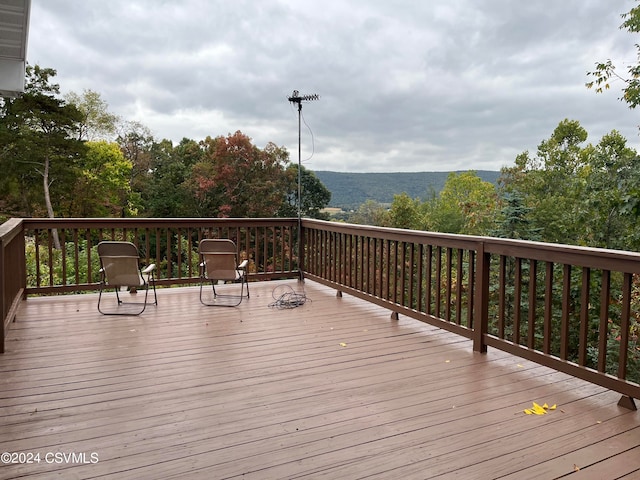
[532,402,547,414]
[531,402,547,415]
[339,342,347,347]
[549,404,557,410]
[524,409,533,415]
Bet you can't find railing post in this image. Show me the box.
[473,241,490,353]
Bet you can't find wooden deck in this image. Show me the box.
[1,279,639,479]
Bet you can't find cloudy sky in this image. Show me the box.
[27,0,639,172]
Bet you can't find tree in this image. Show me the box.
[499,120,640,250]
[586,2,640,109]
[280,164,332,219]
[349,200,389,226]
[65,89,119,141]
[499,120,589,244]
[0,65,85,246]
[144,138,201,218]
[388,193,421,229]
[490,191,540,240]
[426,171,497,235]
[189,131,291,218]
[68,141,133,217]
[579,130,640,250]
[117,121,155,214]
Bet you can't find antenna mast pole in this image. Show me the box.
[287,90,319,281]
[287,90,319,219]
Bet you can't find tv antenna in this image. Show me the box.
[288,90,319,283]
[288,90,319,221]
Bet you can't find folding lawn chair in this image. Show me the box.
[199,239,249,306]
[97,241,157,315]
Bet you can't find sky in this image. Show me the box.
[26,0,640,173]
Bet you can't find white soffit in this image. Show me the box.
[0,0,31,98]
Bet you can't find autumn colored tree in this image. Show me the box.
[189,131,290,218]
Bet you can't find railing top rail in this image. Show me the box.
[0,218,24,244]
[301,219,640,273]
[301,219,482,249]
[22,218,299,229]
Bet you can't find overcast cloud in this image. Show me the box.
[27,0,640,172]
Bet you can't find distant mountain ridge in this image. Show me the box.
[313,170,501,210]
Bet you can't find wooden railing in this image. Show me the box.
[20,218,298,295]
[0,218,26,353]
[2,217,639,406]
[302,219,640,406]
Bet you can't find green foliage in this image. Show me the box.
[490,192,541,240]
[500,119,589,244]
[280,164,332,219]
[70,141,133,217]
[65,89,119,141]
[586,1,640,110]
[388,193,421,229]
[25,238,101,287]
[0,65,86,218]
[499,119,640,251]
[144,138,198,217]
[423,171,498,234]
[349,200,390,226]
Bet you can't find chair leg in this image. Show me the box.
[98,280,156,316]
[146,271,158,306]
[98,281,106,314]
[199,277,248,307]
[199,279,215,306]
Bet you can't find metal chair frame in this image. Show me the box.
[199,239,249,307]
[97,241,157,315]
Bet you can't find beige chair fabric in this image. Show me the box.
[199,239,249,306]
[97,241,157,315]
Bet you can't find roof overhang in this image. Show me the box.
[0,0,31,98]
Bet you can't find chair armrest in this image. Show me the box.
[238,259,249,269]
[142,264,156,274]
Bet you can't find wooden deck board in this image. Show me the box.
[1,279,639,479]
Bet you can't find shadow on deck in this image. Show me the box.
[1,280,639,479]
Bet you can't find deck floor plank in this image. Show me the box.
[1,280,638,479]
